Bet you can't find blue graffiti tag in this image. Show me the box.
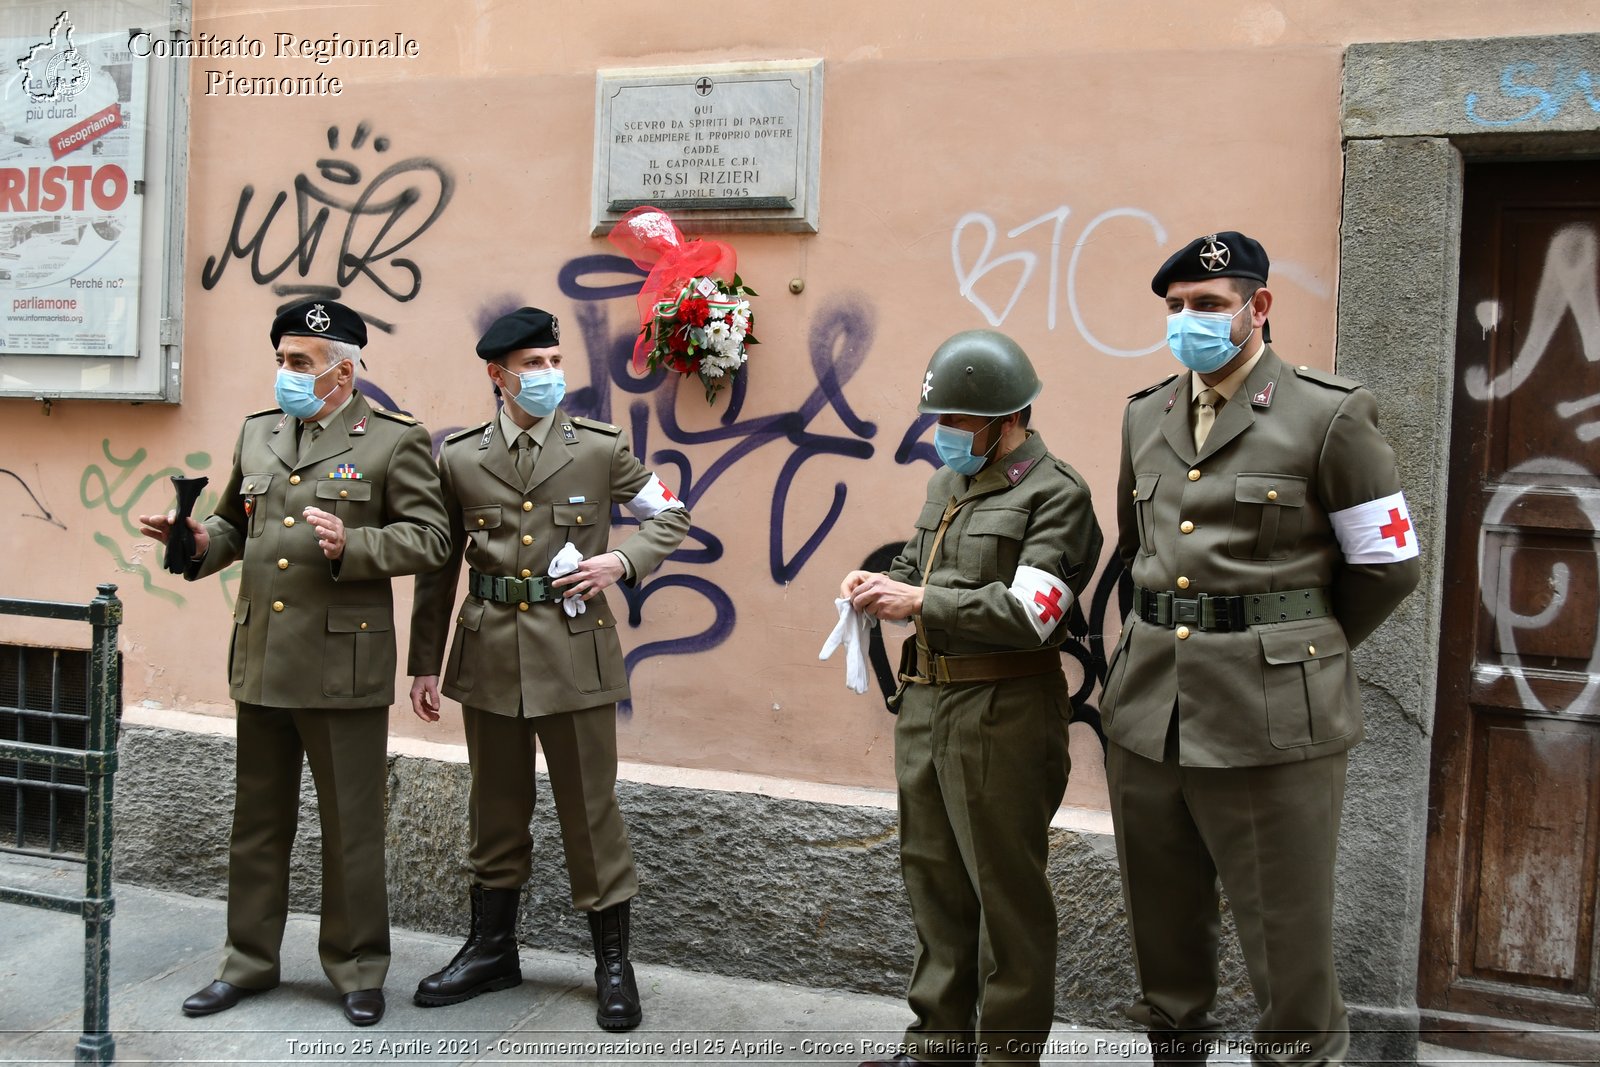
[1465,61,1600,127]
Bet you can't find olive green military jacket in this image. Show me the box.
[408,408,691,718]
[188,393,452,709]
[887,431,1103,675]
[1102,347,1421,767]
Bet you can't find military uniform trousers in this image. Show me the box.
[895,676,1069,1066]
[1106,721,1348,1067]
[220,702,390,994]
[462,703,638,910]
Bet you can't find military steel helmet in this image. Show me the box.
[917,329,1042,416]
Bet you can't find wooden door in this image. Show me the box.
[1420,160,1600,1062]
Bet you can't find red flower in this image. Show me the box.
[679,296,711,327]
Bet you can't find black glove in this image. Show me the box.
[163,475,210,574]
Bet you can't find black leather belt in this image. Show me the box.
[1133,585,1332,632]
[468,569,558,605]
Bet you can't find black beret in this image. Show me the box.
[476,306,561,360]
[1151,231,1270,295]
[270,299,368,349]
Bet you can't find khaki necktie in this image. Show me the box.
[514,432,535,483]
[1194,388,1220,450]
[299,421,321,463]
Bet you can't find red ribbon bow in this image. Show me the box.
[608,206,737,371]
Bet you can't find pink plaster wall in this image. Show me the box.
[1,1,1592,810]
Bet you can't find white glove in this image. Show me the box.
[819,597,873,694]
[548,541,587,618]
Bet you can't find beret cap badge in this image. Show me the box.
[1199,235,1231,272]
[305,304,332,332]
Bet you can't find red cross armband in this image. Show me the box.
[1009,564,1073,642]
[1329,490,1420,564]
[624,473,686,521]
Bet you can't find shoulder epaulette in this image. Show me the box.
[372,407,418,424]
[444,422,490,444]
[1292,365,1360,392]
[245,406,282,419]
[571,415,622,435]
[1127,374,1179,400]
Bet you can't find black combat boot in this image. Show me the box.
[586,900,642,1030]
[1148,1032,1212,1065]
[414,884,523,1006]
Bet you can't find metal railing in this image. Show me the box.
[0,584,122,1066]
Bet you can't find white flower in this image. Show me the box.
[706,320,730,345]
[701,363,725,378]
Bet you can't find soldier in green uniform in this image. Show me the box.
[407,307,690,1031]
[1102,232,1421,1064]
[844,330,1103,1067]
[137,299,451,1027]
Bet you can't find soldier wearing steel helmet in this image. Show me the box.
[842,330,1103,1067]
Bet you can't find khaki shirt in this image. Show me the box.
[409,407,691,717]
[189,392,452,708]
[1103,347,1421,767]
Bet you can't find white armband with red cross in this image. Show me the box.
[1329,490,1419,564]
[624,473,685,521]
[1009,564,1073,642]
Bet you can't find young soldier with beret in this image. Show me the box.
[843,330,1103,1067]
[407,307,689,1031]
[138,300,451,1027]
[1102,233,1421,1064]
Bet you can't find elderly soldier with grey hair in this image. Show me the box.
[841,330,1103,1067]
[138,299,451,1026]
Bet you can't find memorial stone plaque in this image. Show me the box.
[592,60,823,234]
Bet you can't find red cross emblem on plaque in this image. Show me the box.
[1034,586,1065,624]
[1379,508,1411,548]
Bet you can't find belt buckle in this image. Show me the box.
[527,575,551,603]
[1172,597,1200,625]
[504,576,527,603]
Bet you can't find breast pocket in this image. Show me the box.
[239,474,273,538]
[314,479,374,523]
[552,502,602,552]
[463,504,502,555]
[1228,474,1307,561]
[1133,473,1160,557]
[908,500,944,579]
[963,505,1029,582]
[1258,619,1355,748]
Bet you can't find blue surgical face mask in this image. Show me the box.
[934,418,1000,476]
[1166,298,1255,374]
[275,361,343,420]
[506,367,565,419]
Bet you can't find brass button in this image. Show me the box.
[457,616,464,624]
[1177,577,1190,590]
[576,516,586,524]
[1188,470,1200,482]
[246,483,255,492]
[1131,489,1138,498]
[520,569,532,579]
[1180,520,1194,534]
[1299,364,1309,370]
[477,517,486,527]
[1176,626,1190,640]
[283,516,295,527]
[1308,644,1317,655]
[277,558,289,570]
[339,489,349,499]
[522,501,533,512]
[289,474,301,486]
[518,602,529,612]
[272,600,284,612]
[1267,489,1278,501]
[359,622,368,630]
[522,534,533,545]
[598,619,608,627]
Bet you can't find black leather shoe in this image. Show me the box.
[341,988,385,1026]
[181,980,270,1017]
[587,900,641,1031]
[414,884,523,1007]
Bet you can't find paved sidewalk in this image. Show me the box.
[0,855,1560,1065]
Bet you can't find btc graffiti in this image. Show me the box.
[199,122,454,331]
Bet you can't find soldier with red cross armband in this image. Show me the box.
[1100,232,1421,1066]
[407,307,689,1031]
[841,329,1103,1067]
